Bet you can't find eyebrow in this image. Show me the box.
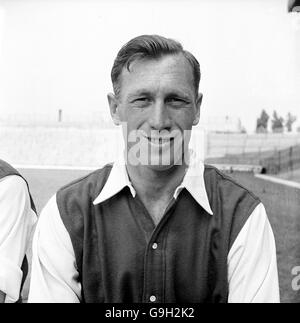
[127,89,192,101]
[165,92,191,101]
[127,90,152,99]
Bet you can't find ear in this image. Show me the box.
[192,93,202,126]
[107,93,121,125]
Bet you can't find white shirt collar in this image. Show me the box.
[173,160,213,215]
[93,152,213,215]
[92,157,136,205]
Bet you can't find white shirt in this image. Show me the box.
[0,175,37,303]
[28,160,280,303]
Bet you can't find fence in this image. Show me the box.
[1,124,300,171]
[205,133,300,159]
[205,133,300,174]
[260,145,300,174]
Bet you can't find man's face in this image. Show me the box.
[108,54,202,170]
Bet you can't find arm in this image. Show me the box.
[227,203,280,303]
[0,175,36,303]
[28,195,81,303]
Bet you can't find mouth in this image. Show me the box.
[147,137,174,146]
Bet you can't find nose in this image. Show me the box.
[148,100,172,131]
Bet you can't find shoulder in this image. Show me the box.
[204,164,260,203]
[56,163,113,209]
[0,159,19,178]
[0,162,36,214]
[204,165,263,249]
[54,165,114,268]
[0,159,26,194]
[0,175,32,228]
[0,159,15,170]
[0,174,28,196]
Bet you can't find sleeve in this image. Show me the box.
[28,194,82,303]
[227,202,280,303]
[0,175,37,303]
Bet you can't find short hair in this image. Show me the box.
[111,34,201,97]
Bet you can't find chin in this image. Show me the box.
[146,163,176,172]
[146,154,183,172]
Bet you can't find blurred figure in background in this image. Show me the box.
[0,159,37,303]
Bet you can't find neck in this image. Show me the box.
[126,162,188,200]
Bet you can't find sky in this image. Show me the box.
[0,0,299,133]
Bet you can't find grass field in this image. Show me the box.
[18,167,300,303]
[275,169,300,184]
[229,172,300,303]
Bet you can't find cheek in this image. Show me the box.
[117,106,131,123]
[174,110,196,128]
[125,107,148,121]
[121,111,147,132]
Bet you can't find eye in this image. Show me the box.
[135,97,148,102]
[131,97,152,108]
[166,97,188,104]
[168,98,182,102]
[131,97,151,104]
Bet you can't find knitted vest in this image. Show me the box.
[57,164,260,303]
[0,159,37,299]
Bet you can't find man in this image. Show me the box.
[28,35,280,303]
[0,159,37,303]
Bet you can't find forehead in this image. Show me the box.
[118,54,195,95]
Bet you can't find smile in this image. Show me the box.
[147,137,174,146]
